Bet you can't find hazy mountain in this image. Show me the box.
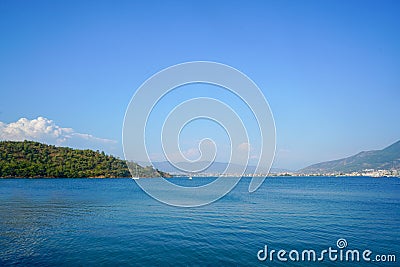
[149,161,291,174]
[299,140,400,174]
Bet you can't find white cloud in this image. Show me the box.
[0,117,70,142]
[68,132,116,144]
[0,117,118,154]
[237,142,251,152]
[183,147,201,160]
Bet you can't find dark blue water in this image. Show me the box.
[0,177,399,266]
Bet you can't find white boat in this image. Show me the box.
[132,165,139,180]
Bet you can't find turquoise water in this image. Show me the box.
[0,177,399,266]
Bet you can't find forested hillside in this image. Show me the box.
[0,141,167,178]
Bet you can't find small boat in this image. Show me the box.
[188,176,193,180]
[132,165,139,180]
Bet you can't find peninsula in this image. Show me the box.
[0,140,169,178]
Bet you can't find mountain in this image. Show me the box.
[299,140,400,174]
[149,161,290,174]
[0,140,169,178]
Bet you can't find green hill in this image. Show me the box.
[0,140,169,178]
[300,140,400,174]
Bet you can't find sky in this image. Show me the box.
[0,0,399,170]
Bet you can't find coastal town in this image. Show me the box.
[173,169,400,178]
[273,169,400,178]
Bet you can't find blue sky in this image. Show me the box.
[0,0,399,170]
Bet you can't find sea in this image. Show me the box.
[0,177,399,266]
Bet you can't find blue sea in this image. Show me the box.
[0,177,399,266]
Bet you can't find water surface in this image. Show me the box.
[0,177,399,266]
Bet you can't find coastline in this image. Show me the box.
[1,175,398,179]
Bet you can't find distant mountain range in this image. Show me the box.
[148,161,290,174]
[151,140,400,175]
[299,140,400,174]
